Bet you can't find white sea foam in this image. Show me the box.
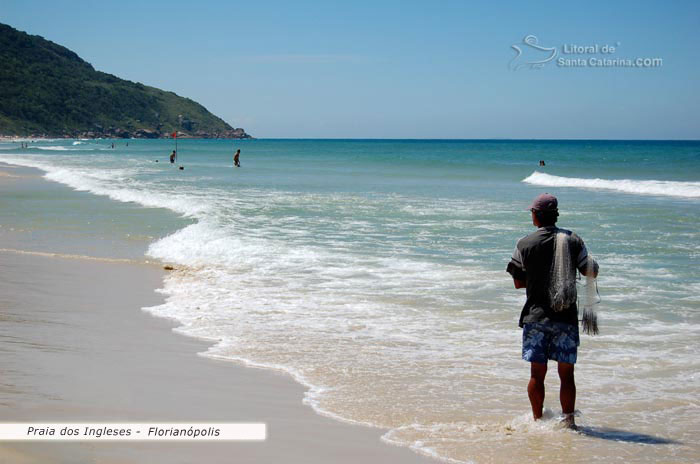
[36,145,70,151]
[0,155,210,217]
[523,171,700,198]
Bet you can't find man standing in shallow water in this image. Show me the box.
[506,193,598,428]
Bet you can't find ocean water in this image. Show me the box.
[1,138,699,463]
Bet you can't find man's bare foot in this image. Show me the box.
[560,413,577,430]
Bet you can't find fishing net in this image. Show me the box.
[548,231,577,312]
[579,257,601,335]
[549,230,600,334]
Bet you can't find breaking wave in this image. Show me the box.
[523,171,700,198]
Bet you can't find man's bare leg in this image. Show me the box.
[557,361,576,428]
[528,362,547,420]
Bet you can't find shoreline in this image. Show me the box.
[0,163,437,463]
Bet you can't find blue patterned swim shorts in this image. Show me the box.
[522,321,580,364]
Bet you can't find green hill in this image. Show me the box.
[0,23,251,138]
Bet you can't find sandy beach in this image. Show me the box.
[0,165,436,464]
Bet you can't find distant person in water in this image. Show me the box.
[170,150,176,164]
[506,193,598,429]
[539,160,546,166]
[234,149,241,168]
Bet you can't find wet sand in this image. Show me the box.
[0,165,436,463]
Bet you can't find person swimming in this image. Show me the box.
[170,150,176,164]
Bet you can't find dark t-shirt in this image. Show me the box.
[506,226,596,327]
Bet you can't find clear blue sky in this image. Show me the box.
[3,0,699,139]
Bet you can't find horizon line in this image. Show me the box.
[2,136,699,142]
[243,137,700,142]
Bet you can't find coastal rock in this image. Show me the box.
[229,127,252,139]
[133,129,160,139]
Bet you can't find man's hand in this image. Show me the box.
[579,258,599,278]
[513,278,526,289]
[581,268,599,279]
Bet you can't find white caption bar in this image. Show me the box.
[0,423,266,441]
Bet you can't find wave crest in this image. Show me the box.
[523,171,700,198]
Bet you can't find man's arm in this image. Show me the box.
[575,238,599,278]
[506,243,527,289]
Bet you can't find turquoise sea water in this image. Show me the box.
[1,138,699,463]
